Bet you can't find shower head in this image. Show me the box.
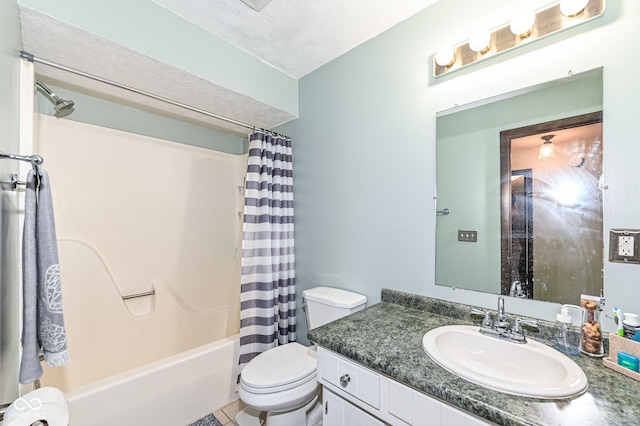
[35,81,75,118]
[53,97,75,115]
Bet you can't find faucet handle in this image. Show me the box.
[513,318,539,335]
[471,309,492,328]
[470,308,486,318]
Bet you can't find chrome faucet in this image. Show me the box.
[494,297,509,332]
[509,280,526,298]
[470,296,539,344]
[497,297,505,321]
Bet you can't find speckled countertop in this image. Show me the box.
[308,289,640,426]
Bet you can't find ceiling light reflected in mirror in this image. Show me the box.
[538,135,557,160]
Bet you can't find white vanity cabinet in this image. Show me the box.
[317,347,494,426]
[324,388,385,426]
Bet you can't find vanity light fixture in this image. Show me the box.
[435,46,455,67]
[469,29,491,53]
[538,135,557,160]
[510,10,536,38]
[560,0,590,17]
[433,0,605,77]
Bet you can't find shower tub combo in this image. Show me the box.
[32,115,246,425]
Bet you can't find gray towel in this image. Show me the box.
[19,168,70,384]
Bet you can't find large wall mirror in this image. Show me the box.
[435,68,603,304]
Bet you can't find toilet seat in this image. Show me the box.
[240,342,317,393]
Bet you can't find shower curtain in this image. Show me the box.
[238,130,296,376]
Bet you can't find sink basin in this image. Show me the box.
[422,325,588,399]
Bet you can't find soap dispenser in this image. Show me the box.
[553,304,579,356]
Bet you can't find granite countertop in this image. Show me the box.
[308,289,640,426]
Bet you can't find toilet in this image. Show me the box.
[235,286,367,426]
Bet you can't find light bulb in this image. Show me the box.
[538,142,556,160]
[469,29,491,53]
[435,46,455,67]
[560,0,590,17]
[510,9,536,37]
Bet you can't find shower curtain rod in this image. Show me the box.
[19,51,256,132]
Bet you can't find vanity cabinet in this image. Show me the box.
[318,347,494,426]
[324,388,385,426]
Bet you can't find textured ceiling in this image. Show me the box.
[20,7,295,135]
[19,0,441,135]
[153,0,442,78]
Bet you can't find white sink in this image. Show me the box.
[422,325,588,399]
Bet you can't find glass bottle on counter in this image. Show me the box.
[579,296,604,357]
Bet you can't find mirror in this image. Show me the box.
[435,69,604,304]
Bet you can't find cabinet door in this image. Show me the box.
[324,389,384,426]
[388,380,412,423]
[388,376,440,426]
[440,402,491,426]
[412,390,440,426]
[343,400,364,425]
[324,388,344,425]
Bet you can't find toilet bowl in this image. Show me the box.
[236,287,367,426]
[237,343,320,426]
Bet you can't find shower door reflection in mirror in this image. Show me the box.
[435,68,604,304]
[500,113,603,303]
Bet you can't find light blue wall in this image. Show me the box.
[36,85,247,154]
[284,0,640,344]
[19,0,298,116]
[0,0,23,404]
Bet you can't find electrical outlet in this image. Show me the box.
[458,230,478,242]
[610,229,640,264]
[619,236,635,257]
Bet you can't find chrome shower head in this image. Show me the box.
[53,97,75,115]
[35,81,75,118]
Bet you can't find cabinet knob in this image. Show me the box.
[340,373,351,388]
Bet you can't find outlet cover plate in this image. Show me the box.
[458,230,478,242]
[609,229,640,264]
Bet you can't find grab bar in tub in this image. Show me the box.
[122,290,155,300]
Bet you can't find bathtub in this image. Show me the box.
[65,334,239,426]
[37,240,241,425]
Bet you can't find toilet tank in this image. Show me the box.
[302,286,367,330]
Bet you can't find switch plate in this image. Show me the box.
[458,230,478,242]
[609,229,640,264]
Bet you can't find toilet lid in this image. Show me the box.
[241,342,317,391]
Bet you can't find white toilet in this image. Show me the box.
[235,286,367,426]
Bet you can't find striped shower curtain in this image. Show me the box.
[238,130,296,377]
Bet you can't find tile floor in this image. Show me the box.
[213,399,246,425]
[191,398,266,426]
